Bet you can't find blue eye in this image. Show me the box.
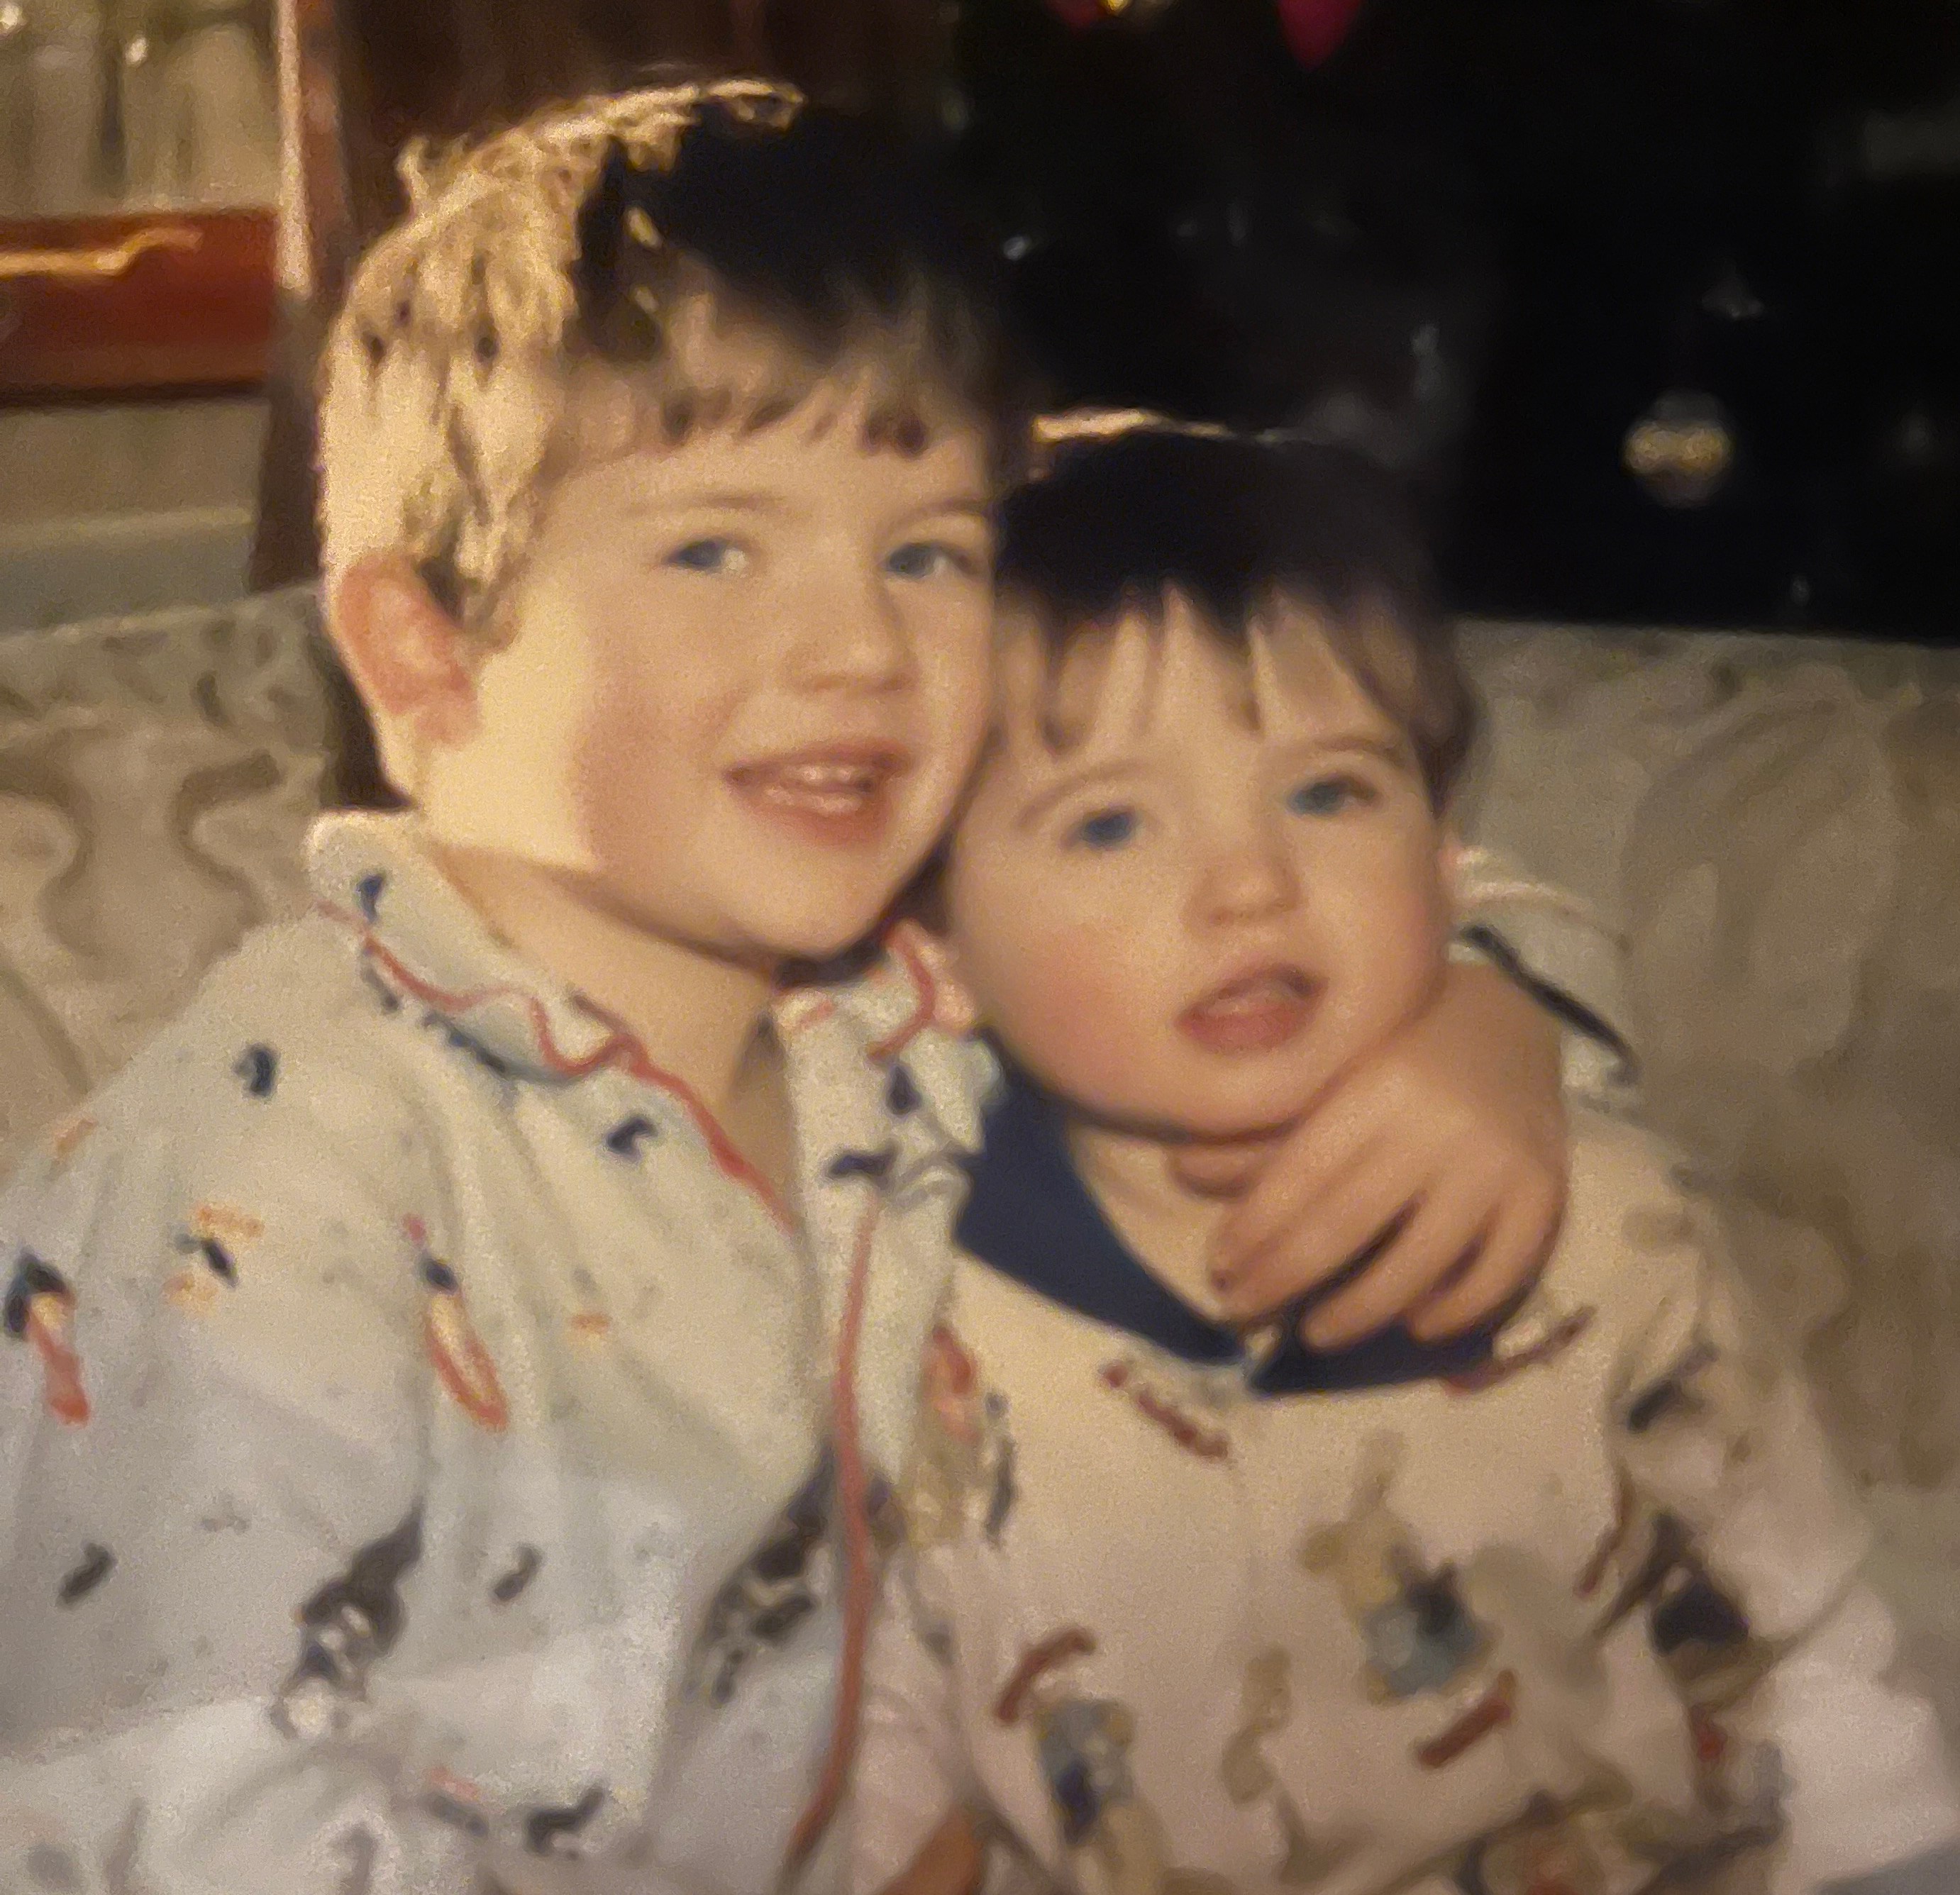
[1070,808,1139,851]
[885,540,973,582]
[1287,776,1361,818]
[666,537,741,574]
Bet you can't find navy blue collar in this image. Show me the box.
[956,1063,1504,1395]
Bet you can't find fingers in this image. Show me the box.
[1296,1169,1497,1348]
[1409,1174,1564,1341]
[1168,1131,1288,1201]
[1210,1141,1400,1321]
[1209,1088,1390,1278]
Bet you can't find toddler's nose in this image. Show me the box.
[1191,822,1300,926]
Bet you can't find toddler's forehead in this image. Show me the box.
[988,595,1393,763]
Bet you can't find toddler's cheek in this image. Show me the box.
[984,921,1163,1096]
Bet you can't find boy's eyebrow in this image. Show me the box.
[909,496,992,520]
[620,490,791,519]
[888,494,995,534]
[1014,757,1143,831]
[616,491,992,527]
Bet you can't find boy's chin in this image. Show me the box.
[553,864,888,974]
[741,896,891,970]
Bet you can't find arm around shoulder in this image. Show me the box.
[1594,1140,1960,1892]
[1451,850,1639,1110]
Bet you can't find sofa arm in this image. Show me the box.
[0,585,333,1180]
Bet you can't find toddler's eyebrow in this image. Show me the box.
[1283,731,1418,774]
[1262,728,1419,779]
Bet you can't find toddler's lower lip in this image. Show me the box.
[1178,974,1318,1053]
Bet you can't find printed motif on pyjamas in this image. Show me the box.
[0,813,996,1895]
[4,1250,89,1425]
[1300,1432,1493,1711]
[690,1450,838,1709]
[992,1628,1237,1895]
[851,1065,1960,1895]
[905,1323,1019,1552]
[273,1504,426,1742]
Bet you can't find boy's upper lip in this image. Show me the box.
[725,739,913,782]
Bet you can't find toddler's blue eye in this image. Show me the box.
[1070,808,1139,851]
[1287,777,1357,818]
[885,541,971,581]
[667,538,739,574]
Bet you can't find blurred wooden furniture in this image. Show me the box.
[0,1,282,399]
[0,207,275,396]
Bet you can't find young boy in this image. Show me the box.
[0,84,1584,1895]
[848,426,1960,1895]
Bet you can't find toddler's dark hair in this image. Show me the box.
[996,424,1475,807]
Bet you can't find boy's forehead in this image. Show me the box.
[556,310,995,501]
[596,426,989,530]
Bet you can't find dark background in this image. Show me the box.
[948,0,1960,643]
[275,0,1960,646]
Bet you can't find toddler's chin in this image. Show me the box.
[1163,1079,1329,1150]
[1053,1065,1324,1151]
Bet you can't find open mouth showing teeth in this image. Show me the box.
[727,750,907,842]
[738,761,887,813]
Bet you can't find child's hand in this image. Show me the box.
[1194,962,1568,1346]
[878,1808,985,1895]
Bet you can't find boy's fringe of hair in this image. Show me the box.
[316,78,802,643]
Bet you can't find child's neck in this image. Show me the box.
[431,842,793,1191]
[1065,1117,1244,1323]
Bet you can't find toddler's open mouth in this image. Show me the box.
[1178,966,1319,1055]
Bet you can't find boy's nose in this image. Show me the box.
[784,572,912,693]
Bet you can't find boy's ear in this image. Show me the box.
[328,554,482,782]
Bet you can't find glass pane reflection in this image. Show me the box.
[0,1,278,217]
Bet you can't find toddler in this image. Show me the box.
[851,425,1960,1895]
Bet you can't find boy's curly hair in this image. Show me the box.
[318,77,1028,642]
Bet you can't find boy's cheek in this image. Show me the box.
[440,638,606,875]
[415,692,481,752]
